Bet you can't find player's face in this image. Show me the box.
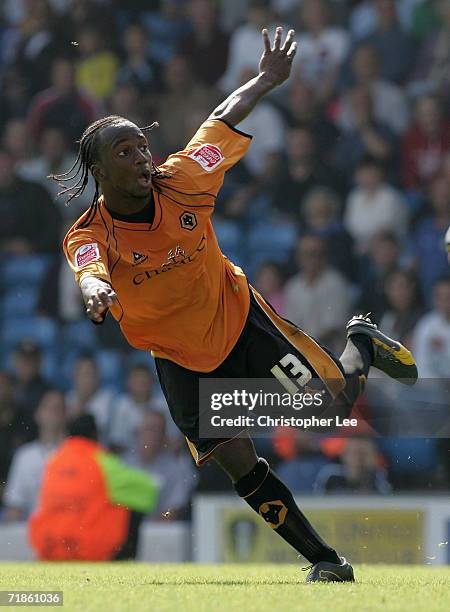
[96,122,153,199]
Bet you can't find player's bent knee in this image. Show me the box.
[211,435,258,482]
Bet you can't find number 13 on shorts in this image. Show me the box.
[271,353,312,394]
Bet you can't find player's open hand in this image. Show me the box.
[80,277,117,323]
[259,27,297,88]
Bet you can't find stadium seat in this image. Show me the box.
[0,255,53,290]
[41,349,61,386]
[0,287,39,318]
[61,319,98,352]
[378,438,438,473]
[277,457,330,493]
[96,350,125,389]
[127,349,158,374]
[245,221,298,278]
[0,317,59,353]
[213,218,246,268]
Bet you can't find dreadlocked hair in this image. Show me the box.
[49,115,170,229]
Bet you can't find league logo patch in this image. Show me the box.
[75,243,100,269]
[188,143,224,172]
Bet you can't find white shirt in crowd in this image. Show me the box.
[345,185,408,252]
[221,23,282,93]
[108,394,179,453]
[412,311,450,378]
[295,27,349,86]
[337,80,410,134]
[3,441,59,517]
[284,268,352,340]
[237,102,285,176]
[17,155,96,220]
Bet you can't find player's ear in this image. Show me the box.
[92,163,106,182]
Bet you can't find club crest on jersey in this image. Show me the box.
[188,143,224,172]
[132,251,148,265]
[180,211,197,231]
[75,243,100,269]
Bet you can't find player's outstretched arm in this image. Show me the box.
[210,27,297,127]
[80,276,117,323]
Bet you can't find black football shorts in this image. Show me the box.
[155,286,346,465]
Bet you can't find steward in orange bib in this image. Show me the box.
[29,415,158,561]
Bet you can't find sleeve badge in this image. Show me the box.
[188,143,224,172]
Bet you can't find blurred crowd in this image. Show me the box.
[1,0,450,522]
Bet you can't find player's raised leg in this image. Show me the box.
[322,312,418,424]
[345,314,418,384]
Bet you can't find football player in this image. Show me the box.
[59,28,417,582]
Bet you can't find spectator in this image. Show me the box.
[154,55,213,155]
[412,0,450,101]
[410,0,441,42]
[0,148,62,254]
[344,157,408,254]
[2,389,66,521]
[401,95,450,191]
[12,340,51,427]
[315,438,391,494]
[0,68,30,135]
[36,253,85,322]
[2,118,35,164]
[0,372,27,504]
[442,152,450,186]
[126,412,196,521]
[285,79,340,162]
[179,0,230,87]
[28,56,99,144]
[302,186,358,282]
[413,276,450,377]
[57,0,116,40]
[234,68,285,177]
[414,174,450,301]
[356,231,401,323]
[109,363,175,455]
[142,0,190,65]
[75,25,119,102]
[221,0,277,93]
[271,127,343,219]
[294,0,349,101]
[284,234,352,351]
[350,0,434,39]
[336,44,410,135]
[65,354,116,444]
[11,0,62,95]
[379,269,424,347]
[107,81,150,134]
[29,414,158,560]
[253,261,286,315]
[334,86,397,181]
[360,0,415,84]
[17,127,94,219]
[116,23,161,94]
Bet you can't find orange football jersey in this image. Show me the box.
[63,119,252,371]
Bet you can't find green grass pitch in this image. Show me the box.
[0,563,449,611]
